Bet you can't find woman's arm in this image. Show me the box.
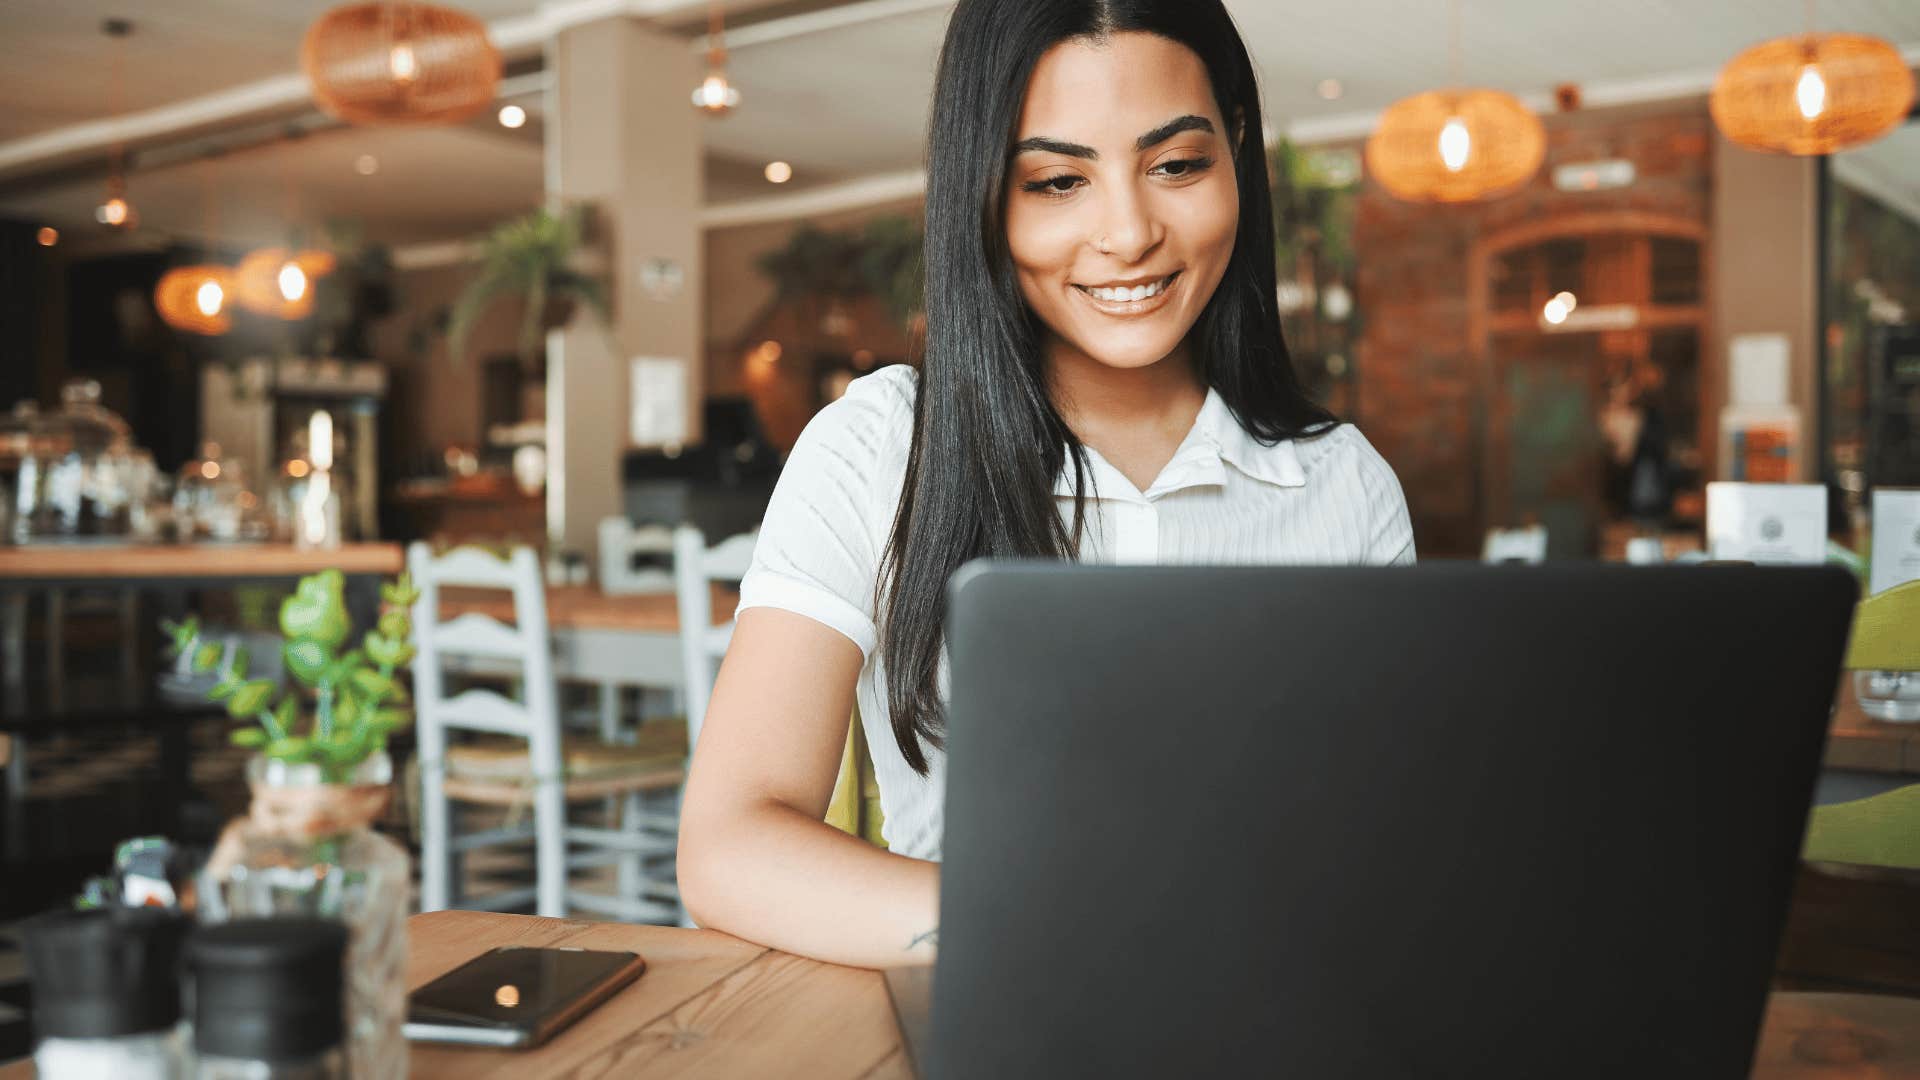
[677,607,939,968]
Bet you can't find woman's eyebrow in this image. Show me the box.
[1011,115,1216,161]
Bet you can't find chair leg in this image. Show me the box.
[617,790,644,913]
[535,778,568,918]
[420,767,453,913]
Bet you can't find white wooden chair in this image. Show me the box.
[597,517,677,595]
[410,543,683,922]
[672,526,757,749]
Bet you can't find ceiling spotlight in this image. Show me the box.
[1317,78,1344,101]
[355,154,379,175]
[1543,297,1571,325]
[498,104,526,129]
[96,196,134,228]
[36,227,58,247]
[764,161,792,184]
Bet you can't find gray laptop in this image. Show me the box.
[913,562,1855,1079]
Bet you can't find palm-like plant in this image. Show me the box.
[447,204,609,367]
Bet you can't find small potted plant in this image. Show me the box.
[164,568,419,1080]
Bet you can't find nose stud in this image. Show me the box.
[1097,236,1111,254]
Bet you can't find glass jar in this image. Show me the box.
[1855,669,1920,723]
[197,753,410,1080]
[10,379,147,543]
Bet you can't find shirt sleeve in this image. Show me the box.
[1348,426,1417,565]
[734,370,911,658]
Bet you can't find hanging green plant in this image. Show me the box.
[162,569,419,780]
[447,203,610,367]
[755,216,925,328]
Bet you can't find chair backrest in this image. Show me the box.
[1844,578,1920,671]
[672,525,756,748]
[408,543,561,774]
[597,516,676,595]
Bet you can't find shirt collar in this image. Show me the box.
[1052,388,1307,500]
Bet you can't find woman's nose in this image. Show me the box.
[1094,183,1161,263]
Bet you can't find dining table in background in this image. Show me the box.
[433,582,739,737]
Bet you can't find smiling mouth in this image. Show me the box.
[1072,271,1181,305]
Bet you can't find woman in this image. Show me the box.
[678,0,1413,968]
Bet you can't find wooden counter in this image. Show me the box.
[0,542,405,585]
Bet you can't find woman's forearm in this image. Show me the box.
[679,799,940,969]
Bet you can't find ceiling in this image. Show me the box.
[2,0,1918,250]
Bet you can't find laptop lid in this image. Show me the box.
[934,563,1856,1079]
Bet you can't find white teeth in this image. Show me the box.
[1085,275,1172,303]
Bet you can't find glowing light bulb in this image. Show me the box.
[37,227,58,247]
[278,261,308,302]
[1438,117,1471,172]
[1543,298,1570,325]
[1795,64,1827,120]
[691,72,740,112]
[195,280,224,316]
[498,104,526,129]
[1552,290,1577,313]
[97,197,130,226]
[389,41,417,84]
[764,161,792,183]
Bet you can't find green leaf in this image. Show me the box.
[371,707,413,732]
[226,679,276,719]
[363,630,403,669]
[278,570,352,650]
[266,736,311,761]
[284,639,334,685]
[229,727,269,748]
[193,642,223,673]
[163,616,200,657]
[228,646,249,681]
[271,696,298,739]
[208,678,240,701]
[351,668,403,703]
[376,607,411,642]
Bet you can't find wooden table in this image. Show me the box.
[0,542,405,585]
[0,909,1915,1077]
[435,585,737,731]
[405,910,910,1079]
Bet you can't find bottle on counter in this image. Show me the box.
[21,907,191,1080]
[188,919,350,1080]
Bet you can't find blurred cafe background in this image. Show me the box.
[1,0,1919,1066]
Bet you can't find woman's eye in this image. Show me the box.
[1154,156,1214,179]
[1021,174,1085,197]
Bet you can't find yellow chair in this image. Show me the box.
[1801,579,1920,870]
[826,709,888,849]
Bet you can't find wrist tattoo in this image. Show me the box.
[908,927,939,950]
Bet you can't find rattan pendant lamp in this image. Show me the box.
[1710,3,1914,156]
[1363,0,1544,204]
[154,163,233,336]
[303,2,501,125]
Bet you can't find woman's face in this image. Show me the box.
[1004,32,1239,374]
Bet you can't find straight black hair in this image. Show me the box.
[881,0,1337,773]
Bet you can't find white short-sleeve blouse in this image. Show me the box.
[736,364,1415,861]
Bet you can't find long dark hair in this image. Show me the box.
[881,0,1336,773]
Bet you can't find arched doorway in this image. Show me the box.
[1469,212,1711,557]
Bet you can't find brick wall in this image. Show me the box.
[1351,102,1713,556]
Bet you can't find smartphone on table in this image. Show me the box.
[404,945,647,1048]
